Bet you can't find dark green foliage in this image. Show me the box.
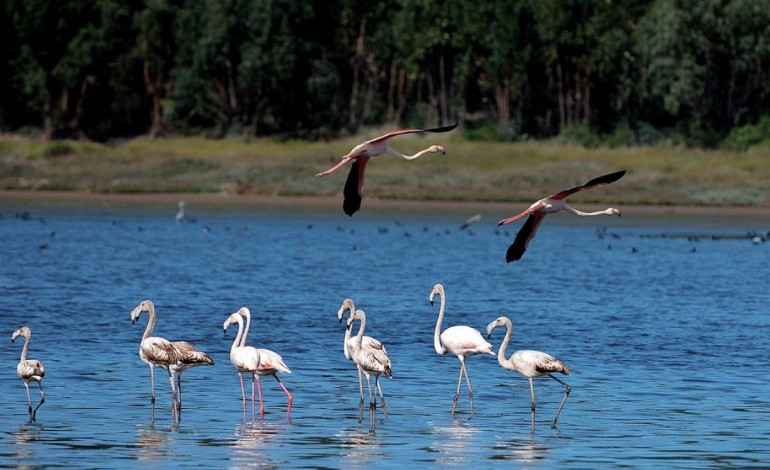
[1,0,769,146]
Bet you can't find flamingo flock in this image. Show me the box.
[10,123,629,433]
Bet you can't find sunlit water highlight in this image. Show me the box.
[0,201,768,468]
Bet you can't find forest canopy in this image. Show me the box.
[1,0,769,148]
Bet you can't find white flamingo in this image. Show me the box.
[314,123,457,216]
[130,300,214,412]
[12,326,45,422]
[429,283,494,415]
[497,170,626,262]
[486,316,571,432]
[223,307,292,421]
[345,308,392,415]
[337,298,387,408]
[175,201,186,224]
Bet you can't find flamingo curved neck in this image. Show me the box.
[142,304,157,342]
[342,321,353,359]
[564,204,612,217]
[241,310,251,347]
[433,292,447,355]
[387,145,437,161]
[497,320,513,367]
[354,314,366,348]
[18,334,30,362]
[230,317,244,357]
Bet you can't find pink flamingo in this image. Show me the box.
[337,298,387,409]
[486,316,571,432]
[429,283,494,416]
[12,327,45,422]
[223,308,292,421]
[314,123,457,216]
[497,170,626,262]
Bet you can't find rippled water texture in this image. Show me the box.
[1,200,768,468]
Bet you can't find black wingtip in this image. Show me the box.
[423,122,458,133]
[585,170,626,187]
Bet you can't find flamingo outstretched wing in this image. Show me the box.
[551,170,626,200]
[365,122,458,145]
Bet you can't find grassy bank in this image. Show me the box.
[1,131,768,207]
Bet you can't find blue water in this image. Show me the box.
[1,199,768,468]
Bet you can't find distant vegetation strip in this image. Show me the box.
[1,134,768,208]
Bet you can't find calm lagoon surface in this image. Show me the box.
[0,197,768,468]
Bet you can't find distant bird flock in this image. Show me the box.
[12,123,631,433]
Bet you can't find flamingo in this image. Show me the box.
[314,122,458,216]
[337,298,387,409]
[344,308,392,415]
[130,300,214,413]
[497,170,626,262]
[486,316,571,433]
[223,307,292,421]
[175,201,186,224]
[11,327,45,422]
[429,283,494,416]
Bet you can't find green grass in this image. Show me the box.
[1,133,769,206]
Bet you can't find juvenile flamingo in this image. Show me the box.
[130,300,214,412]
[337,298,387,409]
[345,308,392,415]
[486,316,571,432]
[497,170,626,262]
[12,327,45,422]
[223,308,292,421]
[429,283,494,416]
[314,123,458,216]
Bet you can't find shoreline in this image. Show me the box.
[2,189,770,218]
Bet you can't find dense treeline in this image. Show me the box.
[1,0,769,147]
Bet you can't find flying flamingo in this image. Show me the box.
[337,298,387,409]
[486,316,571,433]
[497,170,626,262]
[344,308,392,415]
[314,122,458,216]
[130,300,214,413]
[12,327,45,422]
[223,307,292,421]
[429,283,494,416]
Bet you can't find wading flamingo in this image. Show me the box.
[131,300,214,413]
[486,316,571,432]
[223,308,292,421]
[337,298,387,409]
[497,170,626,262]
[175,201,186,224]
[12,327,45,422]
[314,123,458,216]
[429,283,494,416]
[345,308,392,415]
